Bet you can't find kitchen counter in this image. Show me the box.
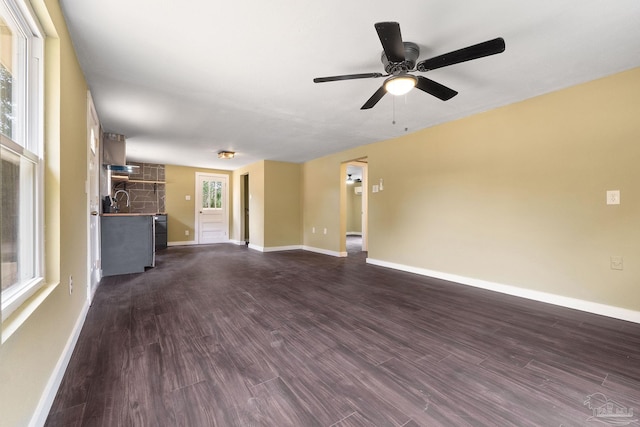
[101,215,155,276]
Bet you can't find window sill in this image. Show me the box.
[1,282,58,344]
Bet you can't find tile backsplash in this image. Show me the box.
[112,162,166,214]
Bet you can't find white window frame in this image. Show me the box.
[1,0,44,323]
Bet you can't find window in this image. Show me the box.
[1,0,43,322]
[202,179,223,209]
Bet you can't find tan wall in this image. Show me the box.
[303,67,640,311]
[231,161,265,248]
[0,0,90,425]
[230,160,301,249]
[346,184,362,233]
[165,164,232,243]
[264,161,302,248]
[303,156,342,252]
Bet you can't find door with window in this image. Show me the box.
[195,173,228,244]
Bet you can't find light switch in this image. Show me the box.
[185,195,191,201]
[372,185,379,193]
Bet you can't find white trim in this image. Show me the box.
[1,282,55,342]
[167,240,198,247]
[229,240,247,246]
[1,277,45,322]
[302,246,347,258]
[86,90,101,304]
[263,245,302,253]
[29,299,91,427]
[366,258,640,324]
[248,244,304,253]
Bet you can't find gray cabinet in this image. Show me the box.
[101,215,154,277]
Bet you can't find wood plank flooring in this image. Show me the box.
[46,243,640,426]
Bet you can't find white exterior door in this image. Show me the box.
[87,92,101,299]
[195,173,229,244]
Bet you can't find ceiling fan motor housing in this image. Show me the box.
[381,41,420,74]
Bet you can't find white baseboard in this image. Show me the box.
[229,240,247,246]
[263,245,302,252]
[366,258,640,324]
[167,240,197,247]
[248,244,303,253]
[30,300,91,427]
[302,246,347,258]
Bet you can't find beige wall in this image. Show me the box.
[165,164,232,243]
[231,160,301,249]
[304,155,349,252]
[166,160,302,249]
[303,67,640,311]
[0,0,90,425]
[264,161,302,248]
[231,160,264,247]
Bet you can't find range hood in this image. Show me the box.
[103,132,139,173]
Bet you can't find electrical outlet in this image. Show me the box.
[372,185,379,193]
[69,275,73,295]
[610,256,623,270]
[606,190,620,205]
[185,230,190,236]
[323,228,327,235]
[185,195,191,201]
[312,227,315,234]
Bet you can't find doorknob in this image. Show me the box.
[91,211,99,216]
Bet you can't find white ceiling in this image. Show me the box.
[60,0,640,171]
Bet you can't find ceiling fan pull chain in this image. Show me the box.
[392,96,396,125]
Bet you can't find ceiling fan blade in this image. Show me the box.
[415,76,458,101]
[416,37,506,72]
[375,22,405,63]
[313,73,385,83]
[361,85,387,110]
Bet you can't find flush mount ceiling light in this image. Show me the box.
[346,174,354,184]
[384,75,417,96]
[218,150,235,159]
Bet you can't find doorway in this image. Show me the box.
[195,173,229,244]
[343,159,368,255]
[87,92,101,300]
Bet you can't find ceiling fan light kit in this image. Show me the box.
[385,75,417,96]
[313,21,505,110]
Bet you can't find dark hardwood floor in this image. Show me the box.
[46,244,640,426]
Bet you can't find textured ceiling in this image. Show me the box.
[60,0,640,170]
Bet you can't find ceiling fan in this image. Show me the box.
[313,22,505,110]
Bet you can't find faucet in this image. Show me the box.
[112,189,130,212]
